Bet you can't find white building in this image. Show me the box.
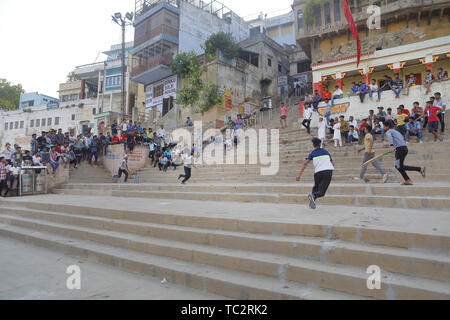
[0,104,92,151]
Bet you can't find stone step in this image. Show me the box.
[1,206,448,282]
[0,223,364,300]
[0,215,448,299]
[133,174,450,183]
[53,188,450,210]
[60,183,450,197]
[2,197,447,251]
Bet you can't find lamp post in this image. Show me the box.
[112,12,134,121]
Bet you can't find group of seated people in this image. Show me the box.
[324,91,446,148]
[305,68,448,108]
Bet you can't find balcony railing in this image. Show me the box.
[131,55,173,78]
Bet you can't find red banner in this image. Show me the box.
[343,0,361,67]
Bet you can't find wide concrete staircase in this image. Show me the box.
[0,126,449,299]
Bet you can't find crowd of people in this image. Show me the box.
[301,91,446,149]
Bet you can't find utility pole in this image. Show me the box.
[112,12,134,122]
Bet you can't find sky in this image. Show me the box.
[0,0,292,98]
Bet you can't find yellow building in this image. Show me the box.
[292,0,450,94]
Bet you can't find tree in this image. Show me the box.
[170,51,223,115]
[203,32,240,60]
[0,79,24,111]
[67,71,81,82]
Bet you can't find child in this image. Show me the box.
[357,126,388,183]
[348,126,359,144]
[425,69,434,95]
[416,101,443,142]
[296,138,335,210]
[384,120,425,185]
[405,117,424,144]
[332,118,342,148]
[404,73,416,96]
[317,117,328,148]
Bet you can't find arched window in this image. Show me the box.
[297,10,304,31]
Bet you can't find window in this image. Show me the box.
[42,118,46,127]
[324,2,331,25]
[4,123,8,130]
[9,122,13,130]
[99,108,102,114]
[30,120,34,128]
[314,5,322,27]
[55,117,60,125]
[20,121,24,129]
[297,61,311,73]
[297,10,304,30]
[48,118,52,126]
[15,121,19,129]
[334,0,341,22]
[71,115,75,121]
[36,119,40,127]
[278,64,282,72]
[93,108,97,115]
[153,84,164,98]
[268,58,272,67]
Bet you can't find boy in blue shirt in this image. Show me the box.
[406,116,423,143]
[296,138,335,209]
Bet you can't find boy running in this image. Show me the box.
[384,120,426,185]
[296,138,335,209]
[357,126,389,183]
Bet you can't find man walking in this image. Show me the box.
[296,138,335,209]
[357,126,389,183]
[280,103,287,129]
[302,103,313,134]
[384,120,425,185]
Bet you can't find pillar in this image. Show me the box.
[80,79,86,100]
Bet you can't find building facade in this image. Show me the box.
[19,92,59,110]
[292,0,450,95]
[131,0,250,125]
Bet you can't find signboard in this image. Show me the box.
[244,103,251,115]
[225,90,232,109]
[318,101,351,116]
[292,72,310,85]
[145,75,177,111]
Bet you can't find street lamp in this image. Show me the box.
[112,11,134,120]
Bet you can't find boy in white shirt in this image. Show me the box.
[317,117,328,148]
[332,118,342,148]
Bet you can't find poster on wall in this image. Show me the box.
[225,90,232,109]
[145,75,177,111]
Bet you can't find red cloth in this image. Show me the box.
[343,0,361,67]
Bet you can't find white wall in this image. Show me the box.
[178,1,249,55]
[0,105,95,150]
